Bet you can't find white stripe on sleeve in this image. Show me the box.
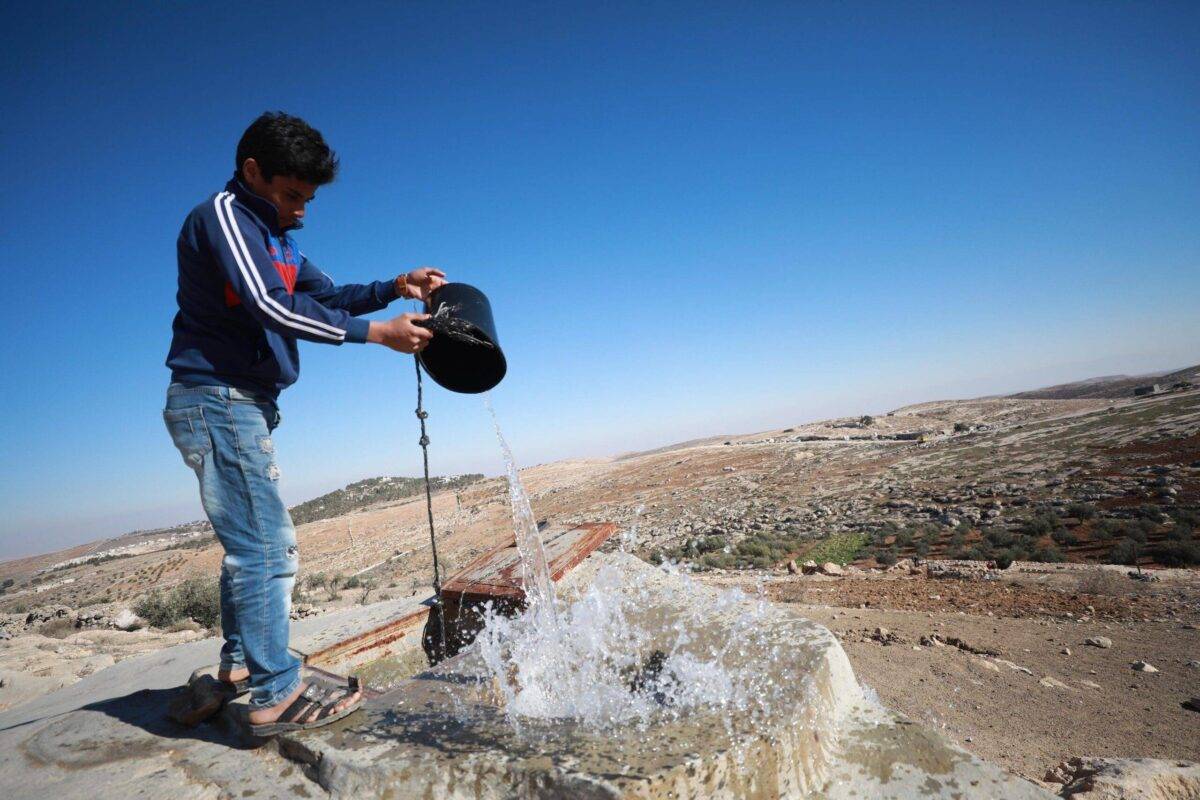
[213,192,344,341]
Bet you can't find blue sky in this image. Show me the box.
[1,1,1197,560]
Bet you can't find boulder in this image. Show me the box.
[112,609,144,631]
[1085,636,1113,649]
[1044,756,1200,799]
[820,562,845,577]
[801,560,820,575]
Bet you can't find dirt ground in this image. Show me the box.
[715,568,1200,782]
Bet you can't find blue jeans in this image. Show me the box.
[163,382,301,709]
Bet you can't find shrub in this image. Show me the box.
[1136,504,1163,521]
[1171,509,1200,528]
[344,575,362,589]
[134,577,221,629]
[1126,519,1154,544]
[984,527,1015,548]
[1022,512,1060,537]
[1108,538,1140,566]
[875,547,898,566]
[1067,502,1099,520]
[1166,523,1194,542]
[1093,519,1124,542]
[966,545,992,561]
[1030,544,1066,563]
[1151,540,1200,567]
[993,551,1015,570]
[1051,528,1079,546]
[701,552,734,569]
[913,539,931,557]
[39,618,78,638]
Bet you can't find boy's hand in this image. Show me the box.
[397,267,447,302]
[367,313,433,353]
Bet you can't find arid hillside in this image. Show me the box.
[3,372,1197,614]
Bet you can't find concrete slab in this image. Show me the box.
[275,554,1053,799]
[441,522,618,602]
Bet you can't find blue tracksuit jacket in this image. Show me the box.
[166,178,399,397]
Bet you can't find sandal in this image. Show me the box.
[221,676,251,695]
[248,676,362,737]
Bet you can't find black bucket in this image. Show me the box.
[417,283,507,394]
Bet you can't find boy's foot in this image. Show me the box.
[218,666,250,688]
[247,679,362,727]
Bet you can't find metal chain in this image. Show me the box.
[414,356,449,656]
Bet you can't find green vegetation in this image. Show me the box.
[1066,502,1099,520]
[289,474,484,525]
[1108,538,1140,566]
[666,526,868,570]
[800,532,869,566]
[134,576,221,629]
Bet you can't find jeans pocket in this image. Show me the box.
[164,406,213,472]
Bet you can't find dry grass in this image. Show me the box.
[1075,569,1134,596]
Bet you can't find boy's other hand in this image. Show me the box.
[397,267,447,302]
[368,313,433,353]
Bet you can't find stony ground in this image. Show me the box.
[1,376,1197,787]
[712,564,1200,783]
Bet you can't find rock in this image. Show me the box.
[1131,661,1159,673]
[1044,756,1200,799]
[24,605,73,627]
[1183,698,1200,714]
[1039,676,1071,690]
[1186,660,1200,670]
[786,560,798,575]
[112,609,144,631]
[1085,636,1113,649]
[820,562,845,576]
[800,560,819,575]
[994,658,1034,675]
[168,673,232,727]
[1080,680,1102,690]
[1061,647,1071,656]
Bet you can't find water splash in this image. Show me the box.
[476,404,803,733]
[473,557,804,731]
[619,503,645,553]
[484,396,556,625]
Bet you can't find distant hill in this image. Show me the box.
[1010,364,1199,400]
[288,474,484,525]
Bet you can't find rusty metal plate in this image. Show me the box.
[305,605,431,670]
[441,522,617,602]
[305,522,616,672]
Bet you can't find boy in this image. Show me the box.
[164,111,444,732]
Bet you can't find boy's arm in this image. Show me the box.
[294,255,399,316]
[201,194,369,344]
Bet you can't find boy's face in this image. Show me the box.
[240,158,317,230]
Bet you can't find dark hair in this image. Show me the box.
[235,111,338,184]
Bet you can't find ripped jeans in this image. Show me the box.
[163,382,300,709]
